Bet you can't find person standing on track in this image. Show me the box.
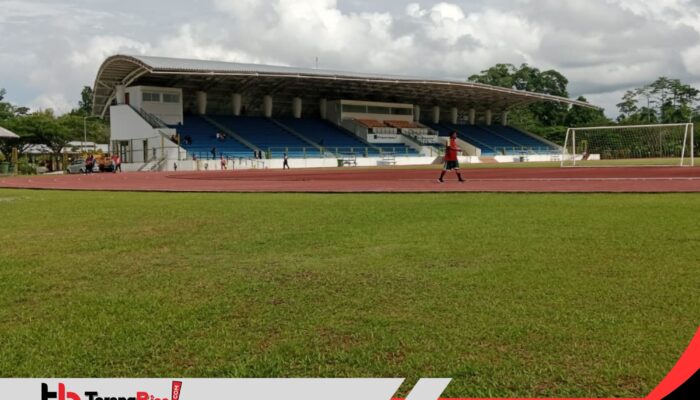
[283,152,290,169]
[438,131,465,183]
[113,154,122,173]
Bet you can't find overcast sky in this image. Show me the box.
[2,0,700,117]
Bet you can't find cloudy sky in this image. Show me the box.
[2,0,700,117]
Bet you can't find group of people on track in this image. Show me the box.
[83,153,122,174]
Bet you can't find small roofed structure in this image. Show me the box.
[0,125,20,139]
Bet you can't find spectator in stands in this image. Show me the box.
[184,135,192,145]
[283,152,290,169]
[211,146,217,159]
[173,162,177,171]
[438,132,465,183]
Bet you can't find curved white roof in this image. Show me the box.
[93,54,599,118]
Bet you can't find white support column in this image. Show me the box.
[485,109,493,126]
[451,107,458,124]
[469,108,476,125]
[319,98,328,119]
[196,91,207,115]
[292,97,302,119]
[413,105,421,122]
[115,85,126,105]
[432,106,440,124]
[232,93,242,116]
[501,111,509,126]
[263,95,273,118]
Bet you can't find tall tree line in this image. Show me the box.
[0,86,109,168]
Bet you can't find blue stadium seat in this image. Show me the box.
[423,122,556,155]
[173,115,254,159]
[482,125,558,153]
[211,116,323,158]
[276,118,419,156]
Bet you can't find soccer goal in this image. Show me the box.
[561,123,695,167]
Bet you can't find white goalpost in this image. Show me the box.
[561,123,695,167]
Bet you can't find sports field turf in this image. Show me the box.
[0,189,698,397]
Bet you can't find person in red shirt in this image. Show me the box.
[438,131,465,183]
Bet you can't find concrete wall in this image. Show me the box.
[124,86,183,125]
[121,155,456,172]
[110,105,181,163]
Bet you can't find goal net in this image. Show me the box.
[561,123,695,167]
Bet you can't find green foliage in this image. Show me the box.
[469,63,573,127]
[0,87,109,155]
[565,96,609,127]
[16,157,37,174]
[617,77,699,123]
[70,86,94,116]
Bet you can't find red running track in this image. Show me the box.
[1,167,700,193]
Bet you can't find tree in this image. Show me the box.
[617,77,699,123]
[469,63,571,127]
[565,96,608,127]
[72,86,94,116]
[57,113,110,144]
[468,64,516,88]
[1,88,14,120]
[0,88,30,121]
[6,110,71,170]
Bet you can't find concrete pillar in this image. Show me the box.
[115,85,126,105]
[432,106,440,124]
[196,91,207,115]
[413,105,421,122]
[263,95,273,118]
[319,98,328,119]
[469,108,476,125]
[451,107,458,124]
[292,97,302,119]
[232,93,242,116]
[501,111,509,126]
[485,109,493,126]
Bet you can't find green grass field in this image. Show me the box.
[0,189,698,397]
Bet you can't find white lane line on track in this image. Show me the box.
[402,177,700,182]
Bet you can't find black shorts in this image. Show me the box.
[443,160,460,170]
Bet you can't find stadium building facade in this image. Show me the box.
[93,55,598,171]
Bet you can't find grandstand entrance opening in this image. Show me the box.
[561,123,695,167]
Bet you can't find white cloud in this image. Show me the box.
[70,36,152,67]
[683,45,700,75]
[3,0,700,118]
[29,93,74,114]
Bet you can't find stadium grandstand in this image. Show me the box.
[93,54,597,171]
